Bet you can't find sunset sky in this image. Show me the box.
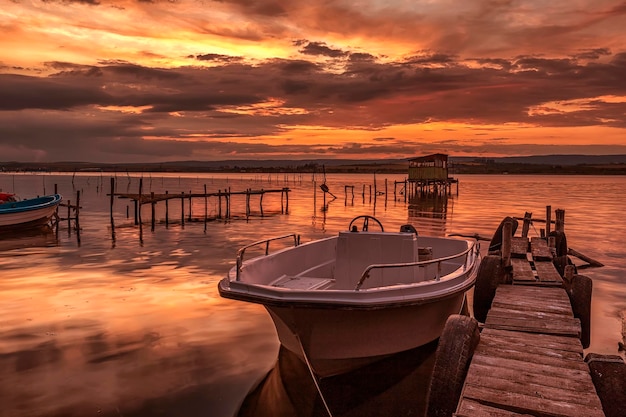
[1,0,626,163]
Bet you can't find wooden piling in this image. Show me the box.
[151,191,155,231]
[502,221,512,268]
[260,189,264,217]
[181,191,185,226]
[521,211,532,237]
[165,190,169,226]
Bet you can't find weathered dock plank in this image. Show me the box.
[485,286,580,337]
[510,237,529,258]
[460,384,604,417]
[455,398,534,416]
[531,237,553,261]
[457,329,604,417]
[511,258,535,282]
[534,261,563,284]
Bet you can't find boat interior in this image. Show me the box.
[235,226,474,292]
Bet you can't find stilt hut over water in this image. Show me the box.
[407,153,458,196]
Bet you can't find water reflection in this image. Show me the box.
[237,341,437,417]
[407,191,453,236]
[1,172,625,416]
[0,225,58,251]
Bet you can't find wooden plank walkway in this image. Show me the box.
[455,235,605,417]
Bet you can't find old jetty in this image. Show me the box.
[107,178,290,229]
[425,206,624,417]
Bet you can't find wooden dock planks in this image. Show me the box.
[510,237,563,286]
[531,237,553,261]
[511,258,535,282]
[456,267,604,415]
[485,286,580,337]
[455,328,604,417]
[511,237,529,258]
[534,261,563,284]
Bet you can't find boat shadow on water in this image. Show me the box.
[0,224,59,251]
[237,340,438,417]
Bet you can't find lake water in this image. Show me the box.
[0,172,624,417]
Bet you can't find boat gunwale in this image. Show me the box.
[0,194,62,214]
[218,274,476,310]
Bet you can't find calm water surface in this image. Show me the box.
[0,173,624,417]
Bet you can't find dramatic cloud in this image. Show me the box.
[1,0,626,162]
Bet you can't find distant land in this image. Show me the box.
[1,154,626,175]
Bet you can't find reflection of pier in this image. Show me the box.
[408,191,453,236]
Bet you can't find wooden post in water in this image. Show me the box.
[165,191,169,227]
[110,177,115,237]
[67,198,71,229]
[521,211,532,237]
[285,188,289,214]
[218,190,222,219]
[260,190,264,217]
[188,191,192,222]
[556,209,565,233]
[75,190,80,231]
[204,184,208,227]
[150,191,155,231]
[227,187,231,219]
[138,178,143,226]
[545,205,552,236]
[281,189,285,213]
[181,191,185,226]
[246,189,250,218]
[502,221,512,269]
[313,181,316,216]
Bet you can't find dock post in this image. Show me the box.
[227,187,231,219]
[260,190,264,217]
[246,189,250,218]
[165,191,169,227]
[546,205,552,236]
[285,187,289,214]
[151,191,155,231]
[521,211,532,237]
[139,177,143,224]
[218,190,222,219]
[204,184,208,223]
[188,191,192,221]
[502,221,512,269]
[181,191,185,227]
[110,177,115,238]
[556,209,565,232]
[75,190,80,231]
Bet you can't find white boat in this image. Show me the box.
[218,215,481,377]
[0,194,62,230]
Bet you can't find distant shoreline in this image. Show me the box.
[1,159,626,175]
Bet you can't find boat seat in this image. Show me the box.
[270,275,335,290]
[334,231,419,290]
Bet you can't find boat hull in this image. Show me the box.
[264,292,466,376]
[218,230,480,376]
[0,194,62,230]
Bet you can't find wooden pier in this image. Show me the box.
[452,211,606,417]
[108,178,290,228]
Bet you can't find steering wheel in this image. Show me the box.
[348,215,384,232]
